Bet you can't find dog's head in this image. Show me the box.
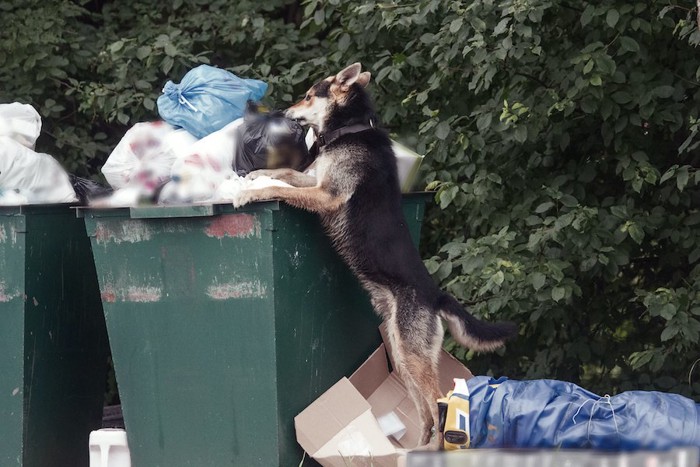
[285,63,371,132]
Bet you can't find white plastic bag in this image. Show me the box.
[101,122,197,191]
[0,136,77,204]
[0,103,42,149]
[0,189,29,206]
[159,119,244,204]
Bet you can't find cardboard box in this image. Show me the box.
[295,326,472,467]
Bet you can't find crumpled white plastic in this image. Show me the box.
[0,136,77,204]
[0,102,42,149]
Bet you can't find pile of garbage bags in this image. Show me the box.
[1,63,423,207]
[440,376,700,451]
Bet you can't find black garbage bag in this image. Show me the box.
[233,102,312,176]
[69,175,113,205]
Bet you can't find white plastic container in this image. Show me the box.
[89,429,131,467]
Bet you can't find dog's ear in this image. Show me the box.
[356,71,371,88]
[335,63,362,91]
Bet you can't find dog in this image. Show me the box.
[233,63,517,446]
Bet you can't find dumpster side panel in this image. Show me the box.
[274,197,428,466]
[86,212,281,467]
[23,210,108,467]
[272,208,382,467]
[0,213,26,467]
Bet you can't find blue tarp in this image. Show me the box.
[467,376,700,450]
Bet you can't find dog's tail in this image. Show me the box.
[437,293,517,352]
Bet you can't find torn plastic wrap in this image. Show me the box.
[233,103,311,176]
[69,175,113,205]
[463,376,700,451]
[157,65,268,139]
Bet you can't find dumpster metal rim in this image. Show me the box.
[0,203,79,216]
[75,192,434,220]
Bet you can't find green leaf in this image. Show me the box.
[610,205,627,218]
[630,350,654,369]
[659,303,677,320]
[435,121,450,140]
[606,9,620,28]
[450,18,463,34]
[684,213,700,226]
[689,248,700,264]
[535,201,554,213]
[494,18,509,35]
[314,9,324,25]
[660,167,676,183]
[619,36,640,53]
[581,5,595,26]
[420,33,436,44]
[653,85,675,98]
[109,40,124,54]
[439,185,459,209]
[612,91,632,104]
[628,223,644,244]
[552,286,565,302]
[530,272,546,291]
[560,194,578,207]
[161,56,174,74]
[164,43,177,57]
[136,46,151,60]
[476,113,492,132]
[660,326,679,342]
[677,166,689,191]
[492,270,505,286]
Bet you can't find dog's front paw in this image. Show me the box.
[231,189,254,208]
[245,170,274,181]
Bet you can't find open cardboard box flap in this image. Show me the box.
[295,324,473,466]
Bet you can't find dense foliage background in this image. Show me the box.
[2,0,700,399]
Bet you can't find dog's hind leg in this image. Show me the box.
[387,293,444,448]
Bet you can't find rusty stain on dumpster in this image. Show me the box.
[100,285,162,303]
[205,214,260,239]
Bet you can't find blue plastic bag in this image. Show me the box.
[157,65,268,139]
[465,376,700,451]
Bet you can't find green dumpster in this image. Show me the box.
[0,205,109,467]
[81,194,430,467]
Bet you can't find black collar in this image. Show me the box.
[317,120,375,148]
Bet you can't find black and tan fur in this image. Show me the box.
[234,63,517,445]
